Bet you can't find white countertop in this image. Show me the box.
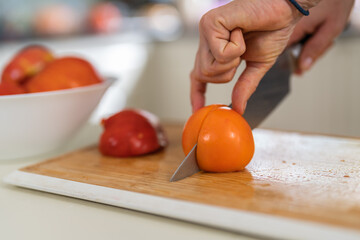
[0,123,255,240]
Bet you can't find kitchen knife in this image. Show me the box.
[170,49,294,182]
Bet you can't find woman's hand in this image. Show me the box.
[288,0,354,75]
[190,0,320,114]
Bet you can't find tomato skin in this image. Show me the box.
[182,105,255,173]
[182,104,225,156]
[1,45,102,95]
[99,110,167,157]
[197,107,254,172]
[0,81,26,96]
[25,57,102,93]
[1,45,54,84]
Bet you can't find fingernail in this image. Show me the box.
[302,57,313,71]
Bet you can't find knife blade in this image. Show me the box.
[242,48,292,128]
[170,49,295,182]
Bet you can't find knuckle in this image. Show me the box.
[214,54,228,64]
[200,68,211,77]
[200,64,213,77]
[233,57,241,67]
[191,70,203,83]
[201,62,222,77]
[193,70,209,83]
[199,12,213,30]
[199,17,206,30]
[212,50,228,64]
[221,74,233,83]
[206,64,218,76]
[238,44,246,55]
[198,78,209,83]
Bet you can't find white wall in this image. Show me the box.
[128,36,360,137]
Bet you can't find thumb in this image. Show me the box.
[297,23,335,73]
[232,61,273,115]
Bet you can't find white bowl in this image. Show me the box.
[0,79,113,160]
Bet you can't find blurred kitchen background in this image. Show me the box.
[0,0,359,137]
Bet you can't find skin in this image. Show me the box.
[288,0,355,75]
[190,0,353,115]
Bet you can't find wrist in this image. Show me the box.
[284,0,321,19]
[294,0,321,10]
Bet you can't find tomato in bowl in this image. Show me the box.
[0,45,113,159]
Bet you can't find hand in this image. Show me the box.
[288,0,354,75]
[190,0,319,114]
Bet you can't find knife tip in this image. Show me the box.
[169,175,179,182]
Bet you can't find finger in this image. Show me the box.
[190,72,207,113]
[198,32,240,78]
[199,45,241,77]
[195,33,239,83]
[207,27,246,63]
[297,22,337,73]
[288,24,307,47]
[232,61,273,114]
[296,39,333,75]
[194,66,238,84]
[190,51,206,112]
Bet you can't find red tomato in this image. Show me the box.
[25,57,102,93]
[99,109,167,157]
[1,45,54,85]
[182,105,255,172]
[0,81,26,96]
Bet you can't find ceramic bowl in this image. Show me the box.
[0,79,113,160]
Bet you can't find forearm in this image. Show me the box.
[210,0,323,33]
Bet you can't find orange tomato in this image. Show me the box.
[25,57,102,93]
[182,104,225,155]
[182,105,254,172]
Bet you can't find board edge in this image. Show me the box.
[4,170,360,240]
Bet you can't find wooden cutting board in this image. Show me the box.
[5,125,360,240]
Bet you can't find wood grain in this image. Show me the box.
[21,125,360,230]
